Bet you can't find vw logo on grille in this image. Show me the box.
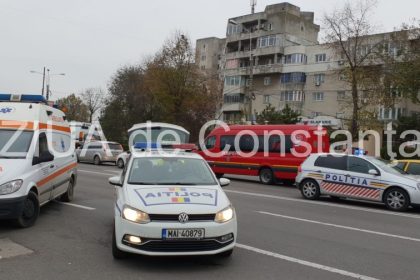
[178,213,189,223]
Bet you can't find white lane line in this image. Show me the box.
[225,189,420,219]
[236,243,378,280]
[78,169,114,176]
[105,169,121,174]
[59,202,96,211]
[258,211,420,243]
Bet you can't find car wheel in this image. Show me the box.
[215,173,224,179]
[384,187,410,212]
[300,179,320,200]
[259,168,274,185]
[112,226,128,259]
[117,159,124,169]
[61,177,75,202]
[15,191,40,228]
[218,249,233,258]
[94,156,101,165]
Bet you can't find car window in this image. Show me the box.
[407,163,420,175]
[39,133,49,155]
[205,136,216,150]
[128,157,217,185]
[314,155,347,170]
[348,157,376,174]
[220,136,236,152]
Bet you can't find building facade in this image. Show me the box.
[196,2,420,127]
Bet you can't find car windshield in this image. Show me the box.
[128,157,217,185]
[0,130,34,158]
[368,157,406,175]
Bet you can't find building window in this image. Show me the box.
[338,73,347,81]
[268,23,273,30]
[224,94,244,104]
[314,74,325,85]
[258,35,277,48]
[312,112,321,117]
[225,76,243,86]
[201,55,206,61]
[264,95,270,104]
[378,106,406,120]
[203,44,206,50]
[315,54,327,63]
[227,24,242,35]
[284,54,307,64]
[313,92,324,102]
[200,65,206,70]
[225,59,239,69]
[280,91,305,102]
[337,91,346,101]
[264,77,271,86]
[280,72,306,84]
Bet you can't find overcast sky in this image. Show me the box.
[0,0,418,100]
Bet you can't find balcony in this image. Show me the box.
[222,103,245,112]
[225,46,284,60]
[253,64,283,75]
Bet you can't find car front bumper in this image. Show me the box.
[0,196,26,220]
[115,215,237,256]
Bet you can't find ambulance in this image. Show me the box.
[0,94,77,227]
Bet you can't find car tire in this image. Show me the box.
[259,168,274,185]
[15,191,40,228]
[61,177,75,202]
[215,173,224,179]
[384,187,410,212]
[112,226,128,259]
[218,249,233,258]
[94,156,101,165]
[300,179,320,200]
[117,159,124,169]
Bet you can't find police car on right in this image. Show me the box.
[296,153,420,211]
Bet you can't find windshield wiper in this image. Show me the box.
[159,182,198,186]
[129,182,158,185]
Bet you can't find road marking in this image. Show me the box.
[258,211,420,243]
[225,189,420,219]
[59,202,96,211]
[79,169,114,176]
[0,239,33,260]
[105,169,121,174]
[236,243,378,280]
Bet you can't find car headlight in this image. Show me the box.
[122,205,150,224]
[0,180,23,195]
[215,205,234,223]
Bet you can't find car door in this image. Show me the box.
[33,132,56,204]
[313,155,348,196]
[406,162,420,175]
[345,156,382,201]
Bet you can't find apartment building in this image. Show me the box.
[196,2,420,127]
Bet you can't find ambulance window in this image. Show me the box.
[267,135,292,153]
[407,163,420,175]
[239,135,255,152]
[314,155,347,170]
[205,136,216,150]
[348,157,376,174]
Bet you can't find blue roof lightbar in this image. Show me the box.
[134,142,161,150]
[0,94,47,104]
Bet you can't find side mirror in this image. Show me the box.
[109,176,123,187]
[219,178,230,187]
[368,169,379,176]
[32,151,54,165]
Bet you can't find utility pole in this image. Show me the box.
[41,67,46,97]
[248,31,254,124]
[46,69,50,101]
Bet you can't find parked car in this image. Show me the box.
[77,141,123,165]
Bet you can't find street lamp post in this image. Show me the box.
[30,67,46,97]
[229,19,255,124]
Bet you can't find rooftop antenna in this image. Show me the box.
[250,0,256,14]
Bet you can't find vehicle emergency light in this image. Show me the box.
[0,94,47,104]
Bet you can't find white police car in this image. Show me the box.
[109,143,237,258]
[296,153,420,211]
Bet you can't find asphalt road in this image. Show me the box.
[1,163,420,280]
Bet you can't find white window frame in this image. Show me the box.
[315,54,327,63]
[264,77,271,86]
[313,92,324,102]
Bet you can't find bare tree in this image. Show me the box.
[323,0,380,138]
[81,88,105,123]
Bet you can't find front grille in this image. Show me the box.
[124,238,234,252]
[149,214,216,222]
